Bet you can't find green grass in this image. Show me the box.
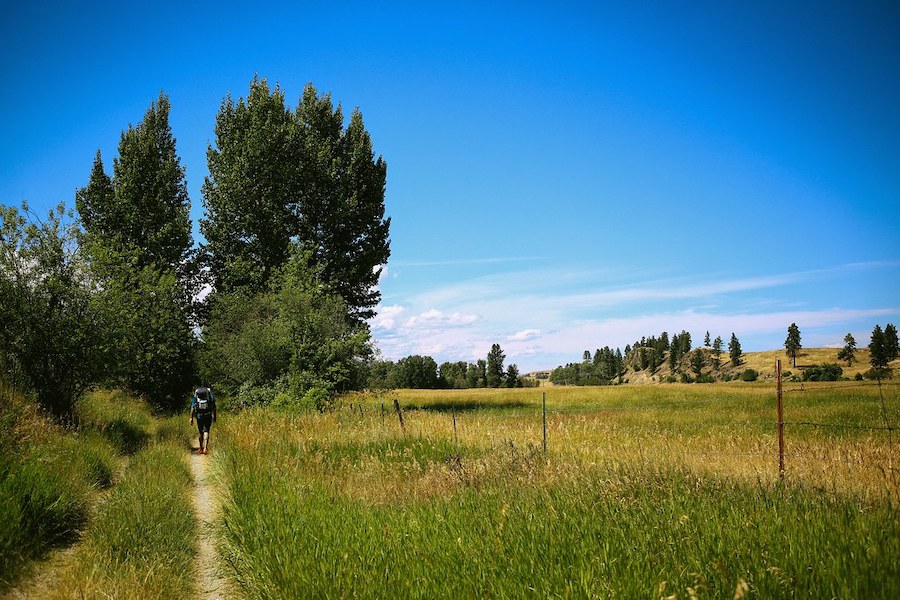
[74,389,154,454]
[216,383,900,598]
[0,389,119,590]
[47,442,197,599]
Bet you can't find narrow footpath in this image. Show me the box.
[190,449,228,600]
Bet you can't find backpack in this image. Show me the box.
[195,387,212,414]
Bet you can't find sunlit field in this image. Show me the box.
[215,381,900,598]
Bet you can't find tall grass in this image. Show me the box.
[74,389,154,454]
[46,442,197,599]
[0,387,118,589]
[216,384,899,598]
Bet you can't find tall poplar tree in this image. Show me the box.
[75,92,195,409]
[202,78,391,321]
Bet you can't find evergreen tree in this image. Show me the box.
[784,323,802,368]
[885,324,898,361]
[870,325,888,370]
[704,331,711,347]
[837,333,856,366]
[729,333,742,367]
[486,344,505,388]
[505,364,520,388]
[690,348,705,377]
[712,335,723,368]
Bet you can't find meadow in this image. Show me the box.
[215,381,900,598]
[1,388,199,598]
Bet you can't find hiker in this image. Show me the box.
[190,385,217,454]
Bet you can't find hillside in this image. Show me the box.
[534,347,897,385]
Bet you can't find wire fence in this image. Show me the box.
[354,367,899,497]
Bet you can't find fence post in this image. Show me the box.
[452,406,458,447]
[777,359,784,480]
[393,397,406,434]
[542,392,548,455]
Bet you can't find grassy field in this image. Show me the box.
[216,381,900,598]
[0,388,200,598]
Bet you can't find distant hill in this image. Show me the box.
[528,347,896,385]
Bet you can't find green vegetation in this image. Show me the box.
[47,443,196,599]
[215,383,899,598]
[0,388,118,589]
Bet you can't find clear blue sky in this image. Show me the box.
[3,1,899,371]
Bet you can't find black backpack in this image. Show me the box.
[195,387,212,414]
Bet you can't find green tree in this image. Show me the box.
[712,335,723,369]
[885,324,898,362]
[869,325,888,370]
[76,93,196,410]
[199,247,371,403]
[704,331,711,347]
[784,323,802,368]
[77,93,192,276]
[728,333,742,367]
[202,78,390,321]
[0,204,102,418]
[393,355,439,389]
[837,333,856,366]
[486,344,505,388]
[690,348,705,377]
[505,364,520,388]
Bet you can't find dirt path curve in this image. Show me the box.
[190,449,229,599]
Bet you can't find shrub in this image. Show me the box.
[802,363,843,382]
[741,369,759,382]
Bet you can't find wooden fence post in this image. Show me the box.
[542,392,548,455]
[452,406,458,447]
[777,359,785,480]
[393,397,406,434]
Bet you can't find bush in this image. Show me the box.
[802,363,843,382]
[741,369,759,382]
[696,374,716,384]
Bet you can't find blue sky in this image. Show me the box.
[2,1,898,372]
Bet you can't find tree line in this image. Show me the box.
[368,343,536,390]
[551,322,898,387]
[551,330,745,385]
[0,78,390,417]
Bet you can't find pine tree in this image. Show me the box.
[704,331,711,347]
[729,333,742,367]
[870,325,888,370]
[712,335,723,368]
[885,324,898,361]
[486,344,505,388]
[837,333,856,366]
[784,323,802,368]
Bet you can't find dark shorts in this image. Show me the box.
[196,413,213,433]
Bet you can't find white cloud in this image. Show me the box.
[369,262,900,371]
[509,329,541,341]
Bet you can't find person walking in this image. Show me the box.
[190,385,217,454]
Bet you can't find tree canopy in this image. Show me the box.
[201,78,390,321]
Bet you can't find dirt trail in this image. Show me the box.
[190,449,229,599]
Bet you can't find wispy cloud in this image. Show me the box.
[390,256,548,268]
[370,261,900,370]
